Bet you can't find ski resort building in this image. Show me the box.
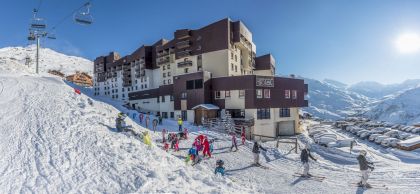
[93,18,308,138]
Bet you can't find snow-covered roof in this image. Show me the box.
[191,104,219,110]
[399,136,420,147]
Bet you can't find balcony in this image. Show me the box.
[157,57,170,65]
[177,50,191,58]
[177,60,193,68]
[176,40,191,49]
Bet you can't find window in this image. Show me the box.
[122,94,125,98]
[226,109,245,118]
[145,84,147,89]
[231,52,233,59]
[161,96,165,102]
[170,95,174,101]
[215,91,221,99]
[256,89,263,98]
[181,92,187,99]
[163,80,166,84]
[181,111,187,121]
[285,90,291,99]
[231,63,234,71]
[168,79,171,84]
[280,108,291,117]
[167,64,170,69]
[162,112,168,119]
[257,108,271,120]
[235,65,238,72]
[235,55,237,62]
[186,80,194,90]
[168,72,171,76]
[135,86,138,90]
[135,80,137,84]
[163,66,166,70]
[157,97,160,103]
[239,90,245,98]
[264,89,270,98]
[163,73,166,78]
[225,90,231,98]
[197,55,202,71]
[194,79,203,89]
[184,68,189,73]
[292,90,297,99]
[170,112,174,118]
[127,88,130,92]
[141,85,143,89]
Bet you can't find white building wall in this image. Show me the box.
[224,90,245,109]
[202,49,229,78]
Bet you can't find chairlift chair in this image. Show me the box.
[28,32,36,41]
[74,3,93,25]
[30,9,46,29]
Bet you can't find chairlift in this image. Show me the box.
[74,2,93,25]
[28,32,36,41]
[30,9,47,29]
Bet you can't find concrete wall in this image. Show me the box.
[202,49,229,78]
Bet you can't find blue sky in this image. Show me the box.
[1,0,420,84]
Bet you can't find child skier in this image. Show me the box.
[357,150,374,188]
[183,128,189,139]
[209,139,214,154]
[186,145,198,165]
[145,113,150,129]
[139,113,144,124]
[162,128,167,143]
[163,142,169,152]
[241,127,246,145]
[152,118,158,132]
[230,133,238,152]
[300,144,317,177]
[202,138,211,158]
[214,160,225,176]
[252,141,267,165]
[174,135,180,152]
[143,131,152,147]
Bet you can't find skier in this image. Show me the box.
[139,113,144,124]
[177,117,183,131]
[193,138,202,154]
[158,115,162,125]
[230,133,238,152]
[163,142,169,152]
[252,141,267,165]
[202,138,211,158]
[241,127,246,145]
[170,134,177,149]
[162,128,167,143]
[357,150,374,188]
[87,98,93,106]
[152,118,158,132]
[214,160,225,176]
[132,112,137,119]
[183,128,189,139]
[115,113,127,132]
[143,131,152,147]
[209,139,214,154]
[300,144,317,177]
[174,135,179,152]
[186,145,199,165]
[145,113,150,129]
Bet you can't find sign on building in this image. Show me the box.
[256,76,274,87]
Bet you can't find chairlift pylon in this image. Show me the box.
[74,2,93,25]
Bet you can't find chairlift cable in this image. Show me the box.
[46,1,92,34]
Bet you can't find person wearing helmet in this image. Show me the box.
[252,141,267,165]
[214,160,225,176]
[115,113,126,132]
[300,144,317,177]
[357,150,374,188]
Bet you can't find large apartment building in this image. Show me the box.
[93,18,308,138]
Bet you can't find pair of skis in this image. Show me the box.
[293,173,325,182]
[349,182,389,190]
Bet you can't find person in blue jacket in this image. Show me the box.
[214,160,225,176]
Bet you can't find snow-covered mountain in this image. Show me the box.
[365,87,420,125]
[303,78,371,120]
[0,45,92,75]
[349,80,420,99]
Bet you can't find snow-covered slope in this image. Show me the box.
[0,45,92,75]
[304,78,371,120]
[365,87,420,125]
[0,72,248,193]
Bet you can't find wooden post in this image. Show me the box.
[295,138,298,153]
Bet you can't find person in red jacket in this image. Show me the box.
[241,127,246,145]
[174,136,180,152]
[202,138,211,158]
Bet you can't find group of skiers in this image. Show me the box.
[116,112,375,188]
